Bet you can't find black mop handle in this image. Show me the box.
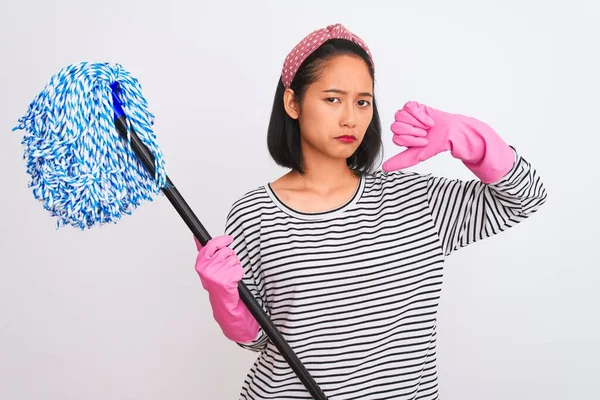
[111,103,327,399]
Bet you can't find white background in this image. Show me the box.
[1,1,598,399]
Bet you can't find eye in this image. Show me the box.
[358,100,371,107]
[326,97,340,103]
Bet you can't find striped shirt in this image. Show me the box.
[224,149,547,399]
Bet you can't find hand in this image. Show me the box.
[195,235,243,296]
[382,101,515,183]
[194,235,259,343]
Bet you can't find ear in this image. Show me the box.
[283,88,299,120]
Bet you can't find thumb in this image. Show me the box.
[382,147,424,172]
[197,235,234,256]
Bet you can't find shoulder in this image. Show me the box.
[225,185,271,228]
[362,168,432,194]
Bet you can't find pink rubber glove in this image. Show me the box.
[382,101,515,183]
[194,235,259,343]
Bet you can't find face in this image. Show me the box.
[284,54,374,163]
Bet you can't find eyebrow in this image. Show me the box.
[322,89,373,98]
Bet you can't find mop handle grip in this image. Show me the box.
[110,85,328,400]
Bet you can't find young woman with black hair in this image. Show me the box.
[193,23,547,399]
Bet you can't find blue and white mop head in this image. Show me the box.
[13,62,167,230]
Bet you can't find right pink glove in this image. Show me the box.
[382,101,515,184]
[194,235,260,343]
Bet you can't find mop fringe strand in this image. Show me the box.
[13,62,167,230]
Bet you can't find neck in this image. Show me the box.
[294,145,358,193]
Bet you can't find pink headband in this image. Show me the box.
[281,23,374,89]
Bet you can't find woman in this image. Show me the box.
[194,23,547,399]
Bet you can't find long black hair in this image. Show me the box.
[266,38,382,175]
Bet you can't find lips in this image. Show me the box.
[335,135,356,143]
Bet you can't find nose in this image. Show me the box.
[340,102,357,129]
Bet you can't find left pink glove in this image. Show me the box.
[382,101,515,183]
[194,235,260,343]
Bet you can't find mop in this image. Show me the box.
[12,61,327,400]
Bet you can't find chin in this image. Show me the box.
[331,149,359,160]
